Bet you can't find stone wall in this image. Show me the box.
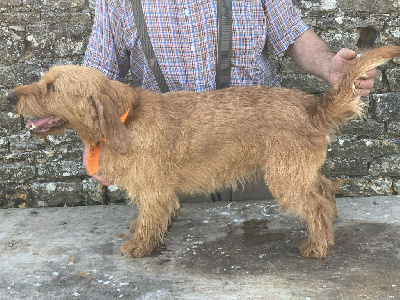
[1,0,399,208]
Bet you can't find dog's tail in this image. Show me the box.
[320,45,400,132]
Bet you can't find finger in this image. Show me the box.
[337,48,357,61]
[355,78,375,90]
[354,88,372,97]
[360,68,377,79]
[355,89,371,97]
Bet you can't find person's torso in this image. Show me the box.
[122,0,279,91]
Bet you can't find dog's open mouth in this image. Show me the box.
[26,116,68,133]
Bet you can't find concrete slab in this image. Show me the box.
[1,196,399,300]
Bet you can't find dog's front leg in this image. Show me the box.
[120,190,180,257]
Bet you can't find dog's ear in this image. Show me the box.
[91,94,132,154]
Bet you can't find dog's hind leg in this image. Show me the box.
[316,172,340,219]
[296,190,336,258]
[120,190,180,257]
[264,160,336,259]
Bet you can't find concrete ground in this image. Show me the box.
[1,195,399,300]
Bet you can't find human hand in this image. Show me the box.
[328,48,377,96]
[83,144,113,186]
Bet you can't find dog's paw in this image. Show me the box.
[299,241,330,259]
[120,241,143,257]
[120,240,152,258]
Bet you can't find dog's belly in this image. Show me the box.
[173,149,265,195]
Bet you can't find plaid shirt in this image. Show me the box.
[83,0,307,92]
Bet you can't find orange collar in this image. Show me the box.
[86,108,130,176]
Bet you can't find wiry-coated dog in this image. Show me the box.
[9,46,400,258]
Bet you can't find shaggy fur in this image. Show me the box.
[9,45,400,258]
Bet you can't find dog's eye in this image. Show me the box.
[47,83,55,91]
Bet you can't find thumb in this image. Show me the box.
[337,48,357,61]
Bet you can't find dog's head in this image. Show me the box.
[8,65,133,154]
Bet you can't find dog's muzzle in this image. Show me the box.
[7,91,18,105]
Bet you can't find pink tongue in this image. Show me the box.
[26,117,54,130]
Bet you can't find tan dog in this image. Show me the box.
[9,45,400,258]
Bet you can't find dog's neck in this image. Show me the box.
[86,108,130,176]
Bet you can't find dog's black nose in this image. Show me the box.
[7,91,18,105]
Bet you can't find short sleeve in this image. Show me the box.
[262,0,308,55]
[82,0,130,81]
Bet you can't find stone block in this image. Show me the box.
[316,13,386,31]
[82,178,107,205]
[24,0,86,10]
[338,0,399,13]
[26,22,91,59]
[0,181,84,208]
[387,121,400,136]
[0,184,29,208]
[0,162,36,184]
[295,0,338,14]
[41,12,92,24]
[0,27,26,63]
[393,179,400,194]
[323,157,369,176]
[318,29,359,52]
[327,137,399,161]
[387,16,400,27]
[369,154,400,176]
[8,132,48,153]
[373,92,400,122]
[0,13,40,26]
[0,137,8,154]
[280,73,330,94]
[381,27,400,45]
[0,0,22,8]
[26,181,83,207]
[0,112,21,136]
[37,160,85,179]
[338,116,385,139]
[0,60,47,90]
[338,176,394,196]
[386,67,400,92]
